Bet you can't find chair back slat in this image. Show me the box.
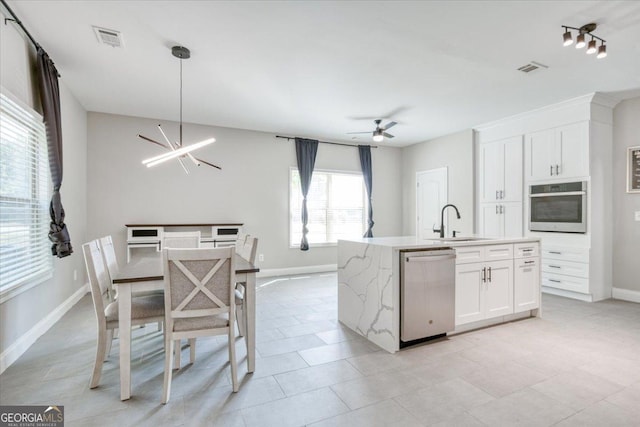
[82,240,108,325]
[237,236,258,263]
[164,248,235,332]
[163,231,201,249]
[99,235,118,301]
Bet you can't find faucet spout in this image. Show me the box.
[435,204,461,238]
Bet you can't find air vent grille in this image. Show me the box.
[517,61,548,73]
[93,26,123,48]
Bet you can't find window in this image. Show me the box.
[290,168,366,247]
[0,91,52,293]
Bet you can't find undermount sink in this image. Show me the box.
[428,237,493,243]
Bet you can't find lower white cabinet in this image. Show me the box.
[455,242,540,326]
[514,257,540,313]
[455,259,513,326]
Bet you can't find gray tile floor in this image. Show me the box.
[2,273,640,426]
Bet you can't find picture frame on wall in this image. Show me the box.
[628,146,640,193]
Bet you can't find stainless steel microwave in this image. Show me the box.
[529,181,587,233]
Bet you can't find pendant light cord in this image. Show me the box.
[179,56,183,146]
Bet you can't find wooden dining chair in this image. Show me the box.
[162,247,238,404]
[162,231,201,367]
[82,240,165,389]
[235,236,258,338]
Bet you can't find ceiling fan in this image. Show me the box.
[347,119,397,142]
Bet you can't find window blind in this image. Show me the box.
[0,91,52,291]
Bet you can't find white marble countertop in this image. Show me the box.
[338,235,540,250]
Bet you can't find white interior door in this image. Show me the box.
[417,168,447,240]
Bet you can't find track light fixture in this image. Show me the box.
[562,23,607,59]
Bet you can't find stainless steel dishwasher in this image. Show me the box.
[400,248,456,346]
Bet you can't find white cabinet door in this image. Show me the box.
[503,137,523,202]
[526,129,555,181]
[556,122,589,179]
[514,257,539,313]
[479,141,503,203]
[503,202,523,237]
[484,260,513,318]
[455,263,484,325]
[479,204,502,237]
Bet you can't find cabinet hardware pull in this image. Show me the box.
[488,267,492,282]
[549,279,561,283]
[549,265,561,269]
[549,251,562,254]
[524,261,535,265]
[500,205,504,214]
[496,205,499,214]
[500,190,504,199]
[496,190,499,200]
[523,248,533,252]
[555,164,559,175]
[550,165,553,176]
[481,267,486,282]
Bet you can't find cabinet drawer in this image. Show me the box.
[542,259,589,278]
[542,272,589,294]
[455,246,484,264]
[484,244,514,261]
[455,244,514,264]
[542,246,589,263]
[515,243,539,258]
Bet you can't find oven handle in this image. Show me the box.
[529,191,586,197]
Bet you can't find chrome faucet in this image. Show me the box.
[433,204,461,238]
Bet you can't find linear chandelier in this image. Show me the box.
[562,23,607,59]
[138,46,221,173]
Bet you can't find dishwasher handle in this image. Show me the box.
[405,254,456,263]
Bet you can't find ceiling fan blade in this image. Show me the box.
[138,134,170,149]
[383,132,395,138]
[382,121,397,131]
[346,131,373,135]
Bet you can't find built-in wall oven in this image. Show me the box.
[529,181,587,233]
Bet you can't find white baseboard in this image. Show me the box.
[612,287,640,303]
[0,283,89,374]
[257,264,337,278]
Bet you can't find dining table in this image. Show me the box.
[112,254,259,401]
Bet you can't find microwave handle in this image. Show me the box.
[530,191,586,197]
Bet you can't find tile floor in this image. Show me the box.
[1,273,640,426]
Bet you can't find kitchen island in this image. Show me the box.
[337,236,541,353]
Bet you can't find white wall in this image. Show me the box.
[401,129,475,237]
[612,96,640,293]
[87,113,403,272]
[0,11,88,364]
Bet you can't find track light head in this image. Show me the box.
[597,44,607,59]
[563,30,573,46]
[575,33,586,49]
[586,39,597,54]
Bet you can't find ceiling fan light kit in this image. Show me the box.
[562,23,606,59]
[138,45,221,173]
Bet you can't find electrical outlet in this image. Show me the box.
[258,254,264,262]
[73,269,77,281]
[635,211,640,222]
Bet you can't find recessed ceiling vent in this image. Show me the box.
[517,61,549,73]
[93,26,123,48]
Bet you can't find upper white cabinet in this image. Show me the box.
[479,136,523,203]
[478,202,522,238]
[525,121,589,182]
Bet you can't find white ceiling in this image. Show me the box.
[7,1,640,146]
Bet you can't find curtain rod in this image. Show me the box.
[1,0,40,50]
[276,135,378,149]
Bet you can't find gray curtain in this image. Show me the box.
[295,138,319,251]
[37,47,72,258]
[358,145,374,237]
